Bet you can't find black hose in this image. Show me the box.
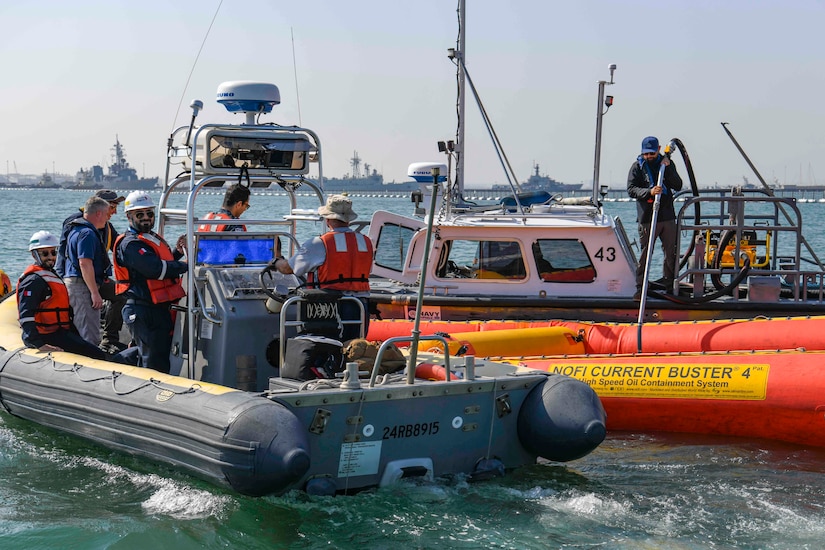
[650,256,751,304]
[709,229,738,291]
[668,138,701,270]
[646,138,762,304]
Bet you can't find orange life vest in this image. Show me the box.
[113,232,186,305]
[17,265,72,334]
[198,211,246,232]
[311,231,373,292]
[0,269,11,295]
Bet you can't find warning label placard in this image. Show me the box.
[544,362,769,400]
[338,441,382,477]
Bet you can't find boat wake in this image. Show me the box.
[0,418,230,520]
[76,457,231,519]
[140,481,232,520]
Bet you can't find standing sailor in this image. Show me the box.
[627,136,683,299]
[61,196,111,346]
[113,192,188,373]
[57,189,128,352]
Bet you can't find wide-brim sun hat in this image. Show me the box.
[318,194,357,223]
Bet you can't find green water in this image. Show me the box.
[1,189,824,549]
[3,412,825,549]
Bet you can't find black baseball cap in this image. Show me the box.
[95,189,126,203]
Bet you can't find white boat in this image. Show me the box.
[0,80,605,497]
[366,5,825,324]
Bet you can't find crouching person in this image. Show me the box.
[18,231,108,360]
[114,191,188,374]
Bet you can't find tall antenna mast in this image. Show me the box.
[592,63,616,206]
[291,27,303,126]
[455,0,466,193]
[350,151,362,178]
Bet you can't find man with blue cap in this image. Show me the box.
[627,136,683,300]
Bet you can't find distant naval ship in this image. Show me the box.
[323,151,417,192]
[492,163,582,194]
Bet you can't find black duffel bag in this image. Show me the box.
[282,335,344,381]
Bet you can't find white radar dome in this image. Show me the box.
[407,162,448,183]
[216,81,281,114]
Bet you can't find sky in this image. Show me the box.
[1,0,824,190]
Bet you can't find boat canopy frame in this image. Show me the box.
[156,120,328,382]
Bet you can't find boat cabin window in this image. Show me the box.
[436,239,526,280]
[533,239,596,283]
[374,222,418,272]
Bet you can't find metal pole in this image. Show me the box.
[592,81,606,206]
[592,64,616,206]
[456,0,466,196]
[721,122,824,270]
[406,167,441,384]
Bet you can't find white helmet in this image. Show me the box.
[124,191,156,212]
[29,230,59,251]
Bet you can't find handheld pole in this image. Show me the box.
[636,144,674,352]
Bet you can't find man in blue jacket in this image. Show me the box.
[627,136,683,299]
[113,192,188,374]
[62,196,111,345]
[57,189,127,353]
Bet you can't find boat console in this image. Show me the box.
[167,232,302,389]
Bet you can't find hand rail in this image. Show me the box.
[368,334,453,388]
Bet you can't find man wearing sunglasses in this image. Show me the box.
[113,191,188,374]
[17,230,108,359]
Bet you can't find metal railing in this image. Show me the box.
[674,191,824,302]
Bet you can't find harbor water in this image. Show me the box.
[1,188,824,549]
